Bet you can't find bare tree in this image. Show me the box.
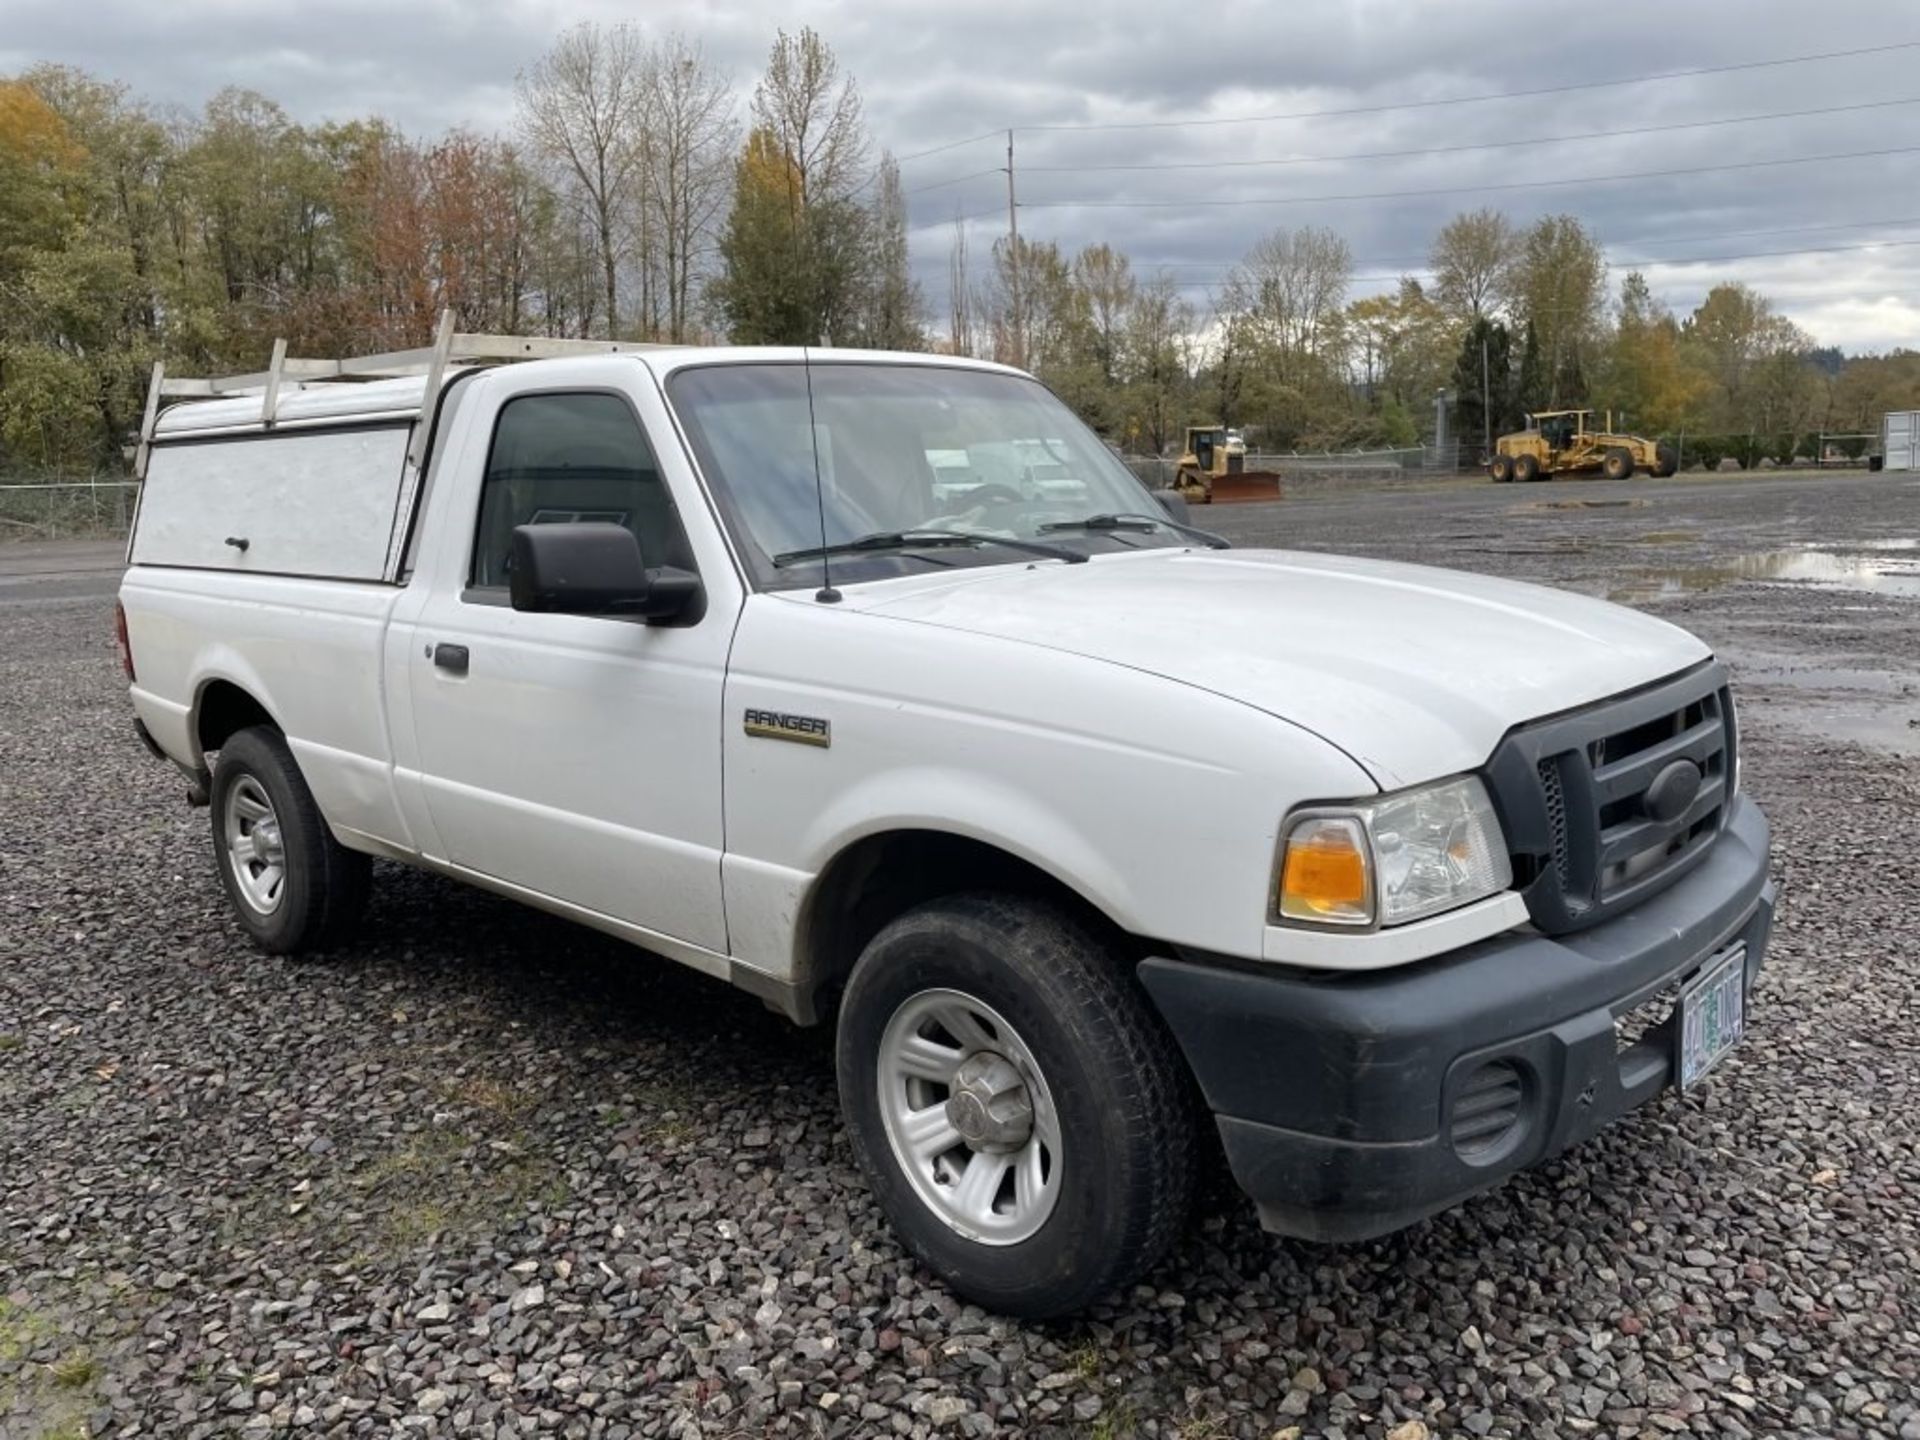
[713,26,873,343]
[1074,243,1135,387]
[853,153,922,348]
[1226,225,1352,382]
[515,22,649,338]
[946,216,974,356]
[1123,271,1195,454]
[636,34,736,342]
[754,27,868,215]
[1430,208,1517,323]
[1510,214,1607,406]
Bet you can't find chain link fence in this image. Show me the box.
[0,476,140,540]
[1125,444,1471,490]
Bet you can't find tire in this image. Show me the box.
[1513,453,1541,483]
[836,894,1195,1318]
[209,725,371,954]
[1603,447,1635,480]
[1654,443,1678,478]
[1488,454,1513,483]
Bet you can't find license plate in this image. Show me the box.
[1678,945,1746,1090]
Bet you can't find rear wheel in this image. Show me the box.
[837,894,1195,1318]
[1513,453,1541,483]
[209,726,371,954]
[1603,447,1635,480]
[1488,454,1514,483]
[1654,442,1678,478]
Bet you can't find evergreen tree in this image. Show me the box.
[1515,319,1545,418]
[709,28,877,345]
[1450,317,1514,458]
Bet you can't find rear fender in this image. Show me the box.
[188,649,284,770]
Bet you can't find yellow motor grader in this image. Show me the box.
[1171,426,1282,503]
[1489,410,1677,482]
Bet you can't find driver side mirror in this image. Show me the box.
[509,523,703,624]
[1153,489,1192,524]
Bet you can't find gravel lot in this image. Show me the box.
[2,472,1916,1439]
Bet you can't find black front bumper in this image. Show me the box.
[1138,794,1773,1242]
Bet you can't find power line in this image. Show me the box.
[918,205,1007,228]
[912,225,1920,295]
[1019,39,1920,133]
[1354,236,1920,284]
[1016,143,1920,211]
[912,146,1920,231]
[907,167,1004,197]
[1011,96,1920,175]
[888,40,1920,167]
[1123,237,1920,299]
[894,129,1005,164]
[903,93,1920,204]
[1136,216,1920,274]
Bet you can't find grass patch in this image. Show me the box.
[621,1079,701,1146]
[49,1351,97,1389]
[645,1115,698,1145]
[1066,1342,1102,1381]
[1088,1399,1139,1440]
[349,1125,571,1261]
[442,1075,532,1121]
[0,1301,102,1440]
[0,1299,53,1363]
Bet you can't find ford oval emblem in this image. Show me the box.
[1644,758,1703,823]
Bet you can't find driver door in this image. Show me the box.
[404,376,736,954]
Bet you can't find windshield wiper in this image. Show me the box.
[772,528,1087,568]
[1037,512,1231,549]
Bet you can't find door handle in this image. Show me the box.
[432,642,470,674]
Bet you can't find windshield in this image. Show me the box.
[666,362,1180,588]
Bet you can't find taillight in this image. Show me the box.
[114,599,136,682]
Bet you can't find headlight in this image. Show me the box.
[1727,687,1741,796]
[1275,775,1512,929]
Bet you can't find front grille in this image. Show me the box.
[1538,757,1573,891]
[1485,662,1733,935]
[1450,1059,1526,1163]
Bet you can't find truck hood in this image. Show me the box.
[851,547,1712,789]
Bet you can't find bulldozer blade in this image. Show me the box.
[1206,470,1284,504]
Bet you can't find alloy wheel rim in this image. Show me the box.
[875,987,1063,1246]
[223,775,286,915]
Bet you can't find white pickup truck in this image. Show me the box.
[119,332,1774,1318]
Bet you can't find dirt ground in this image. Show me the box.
[1,469,1915,1439]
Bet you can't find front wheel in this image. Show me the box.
[209,726,371,954]
[836,895,1195,1318]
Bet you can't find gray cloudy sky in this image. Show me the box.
[6,0,1918,350]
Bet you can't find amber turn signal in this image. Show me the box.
[1277,816,1371,925]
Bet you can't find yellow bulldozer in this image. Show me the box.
[1489,410,1677,482]
[1172,425,1282,503]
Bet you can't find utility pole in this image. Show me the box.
[1005,129,1022,370]
[1481,334,1493,457]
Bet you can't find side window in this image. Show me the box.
[469,392,690,592]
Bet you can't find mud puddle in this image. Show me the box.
[1515,497,1650,512]
[1738,657,1920,757]
[1611,546,1920,604]
[1750,700,1920,757]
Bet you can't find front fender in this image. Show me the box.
[720,595,1378,979]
